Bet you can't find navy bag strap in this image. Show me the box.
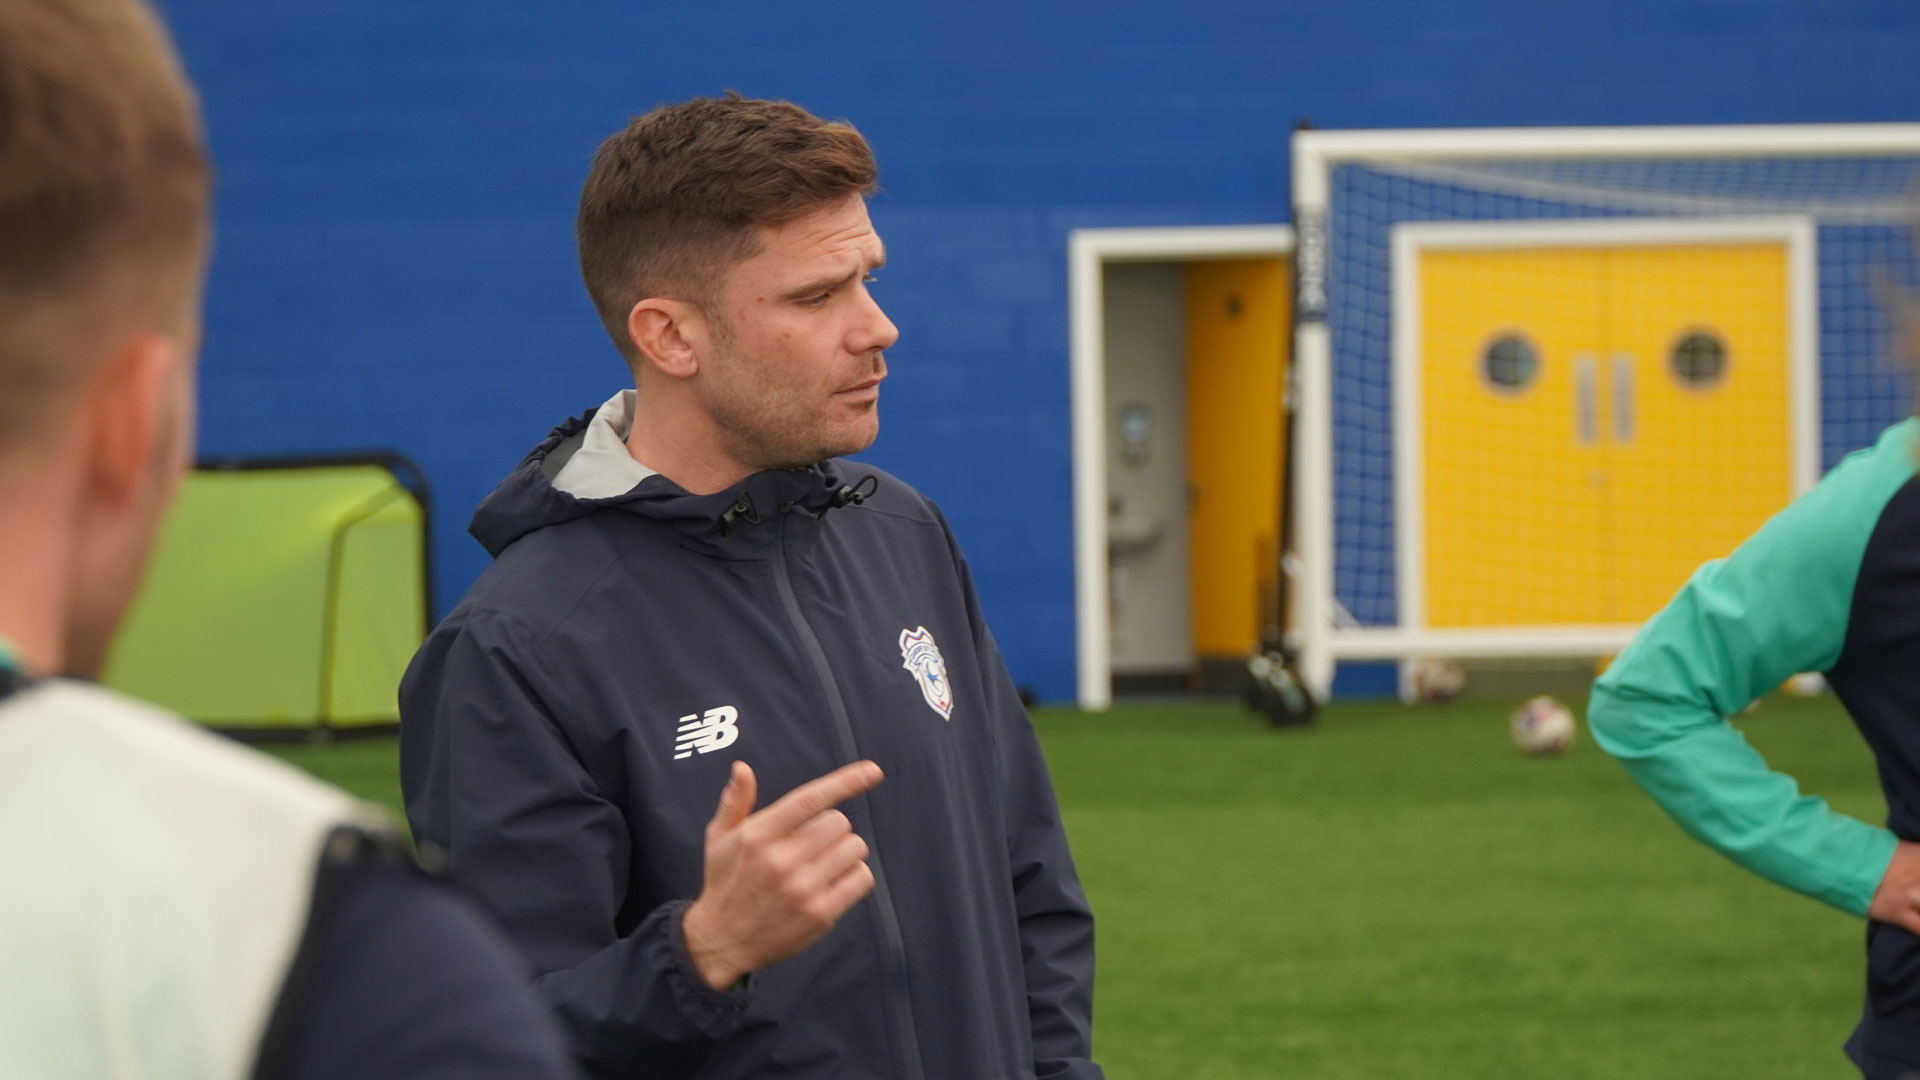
[0,663,34,704]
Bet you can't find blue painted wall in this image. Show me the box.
[160,0,1920,702]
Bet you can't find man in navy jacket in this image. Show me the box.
[400,93,1102,1080]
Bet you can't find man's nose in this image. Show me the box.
[853,289,899,354]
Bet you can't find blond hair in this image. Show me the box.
[0,0,211,453]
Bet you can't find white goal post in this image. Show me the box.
[1288,123,1920,699]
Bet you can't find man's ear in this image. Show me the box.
[628,297,708,380]
[78,332,189,510]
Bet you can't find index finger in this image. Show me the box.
[752,760,883,834]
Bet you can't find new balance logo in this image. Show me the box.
[674,706,740,760]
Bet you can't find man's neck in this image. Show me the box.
[624,383,757,496]
[0,519,71,677]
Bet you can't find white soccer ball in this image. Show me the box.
[1405,657,1466,705]
[1784,672,1828,697]
[1510,695,1576,756]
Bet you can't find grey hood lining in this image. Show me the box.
[546,389,659,499]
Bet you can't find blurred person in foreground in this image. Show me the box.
[0,2,576,1077]
[399,93,1102,1080]
[1589,299,1920,1078]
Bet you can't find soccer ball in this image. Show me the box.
[1510,696,1576,756]
[1784,672,1828,697]
[1405,657,1466,705]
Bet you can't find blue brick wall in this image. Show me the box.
[159,0,1920,703]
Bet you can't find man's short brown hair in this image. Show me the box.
[576,92,878,364]
[0,0,210,452]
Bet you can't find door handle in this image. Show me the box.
[1612,354,1634,442]
[1575,354,1597,444]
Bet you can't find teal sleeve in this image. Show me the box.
[1588,420,1919,917]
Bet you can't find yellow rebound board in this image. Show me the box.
[1418,243,1792,628]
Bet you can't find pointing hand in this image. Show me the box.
[680,760,884,989]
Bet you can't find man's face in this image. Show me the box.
[696,194,898,470]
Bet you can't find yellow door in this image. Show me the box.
[1185,258,1291,658]
[1418,242,1794,629]
[1420,248,1613,627]
[1605,245,1792,620]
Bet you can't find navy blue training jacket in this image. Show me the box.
[400,409,1102,1080]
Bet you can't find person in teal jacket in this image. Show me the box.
[1590,416,1920,1078]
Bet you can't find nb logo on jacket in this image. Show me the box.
[673,706,740,760]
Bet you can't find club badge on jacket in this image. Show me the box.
[899,626,954,720]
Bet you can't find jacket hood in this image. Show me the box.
[469,407,871,558]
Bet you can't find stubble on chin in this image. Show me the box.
[742,414,878,471]
[702,333,885,471]
[707,396,848,472]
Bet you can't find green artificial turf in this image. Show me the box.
[265,695,1879,1078]
[267,737,408,820]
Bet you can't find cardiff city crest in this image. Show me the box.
[898,626,954,720]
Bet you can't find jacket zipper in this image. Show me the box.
[771,511,928,1080]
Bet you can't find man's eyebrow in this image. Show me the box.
[779,250,886,302]
[781,268,859,301]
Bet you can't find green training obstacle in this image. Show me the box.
[104,455,432,738]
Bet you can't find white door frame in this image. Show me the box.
[1068,225,1296,709]
[1389,215,1820,643]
